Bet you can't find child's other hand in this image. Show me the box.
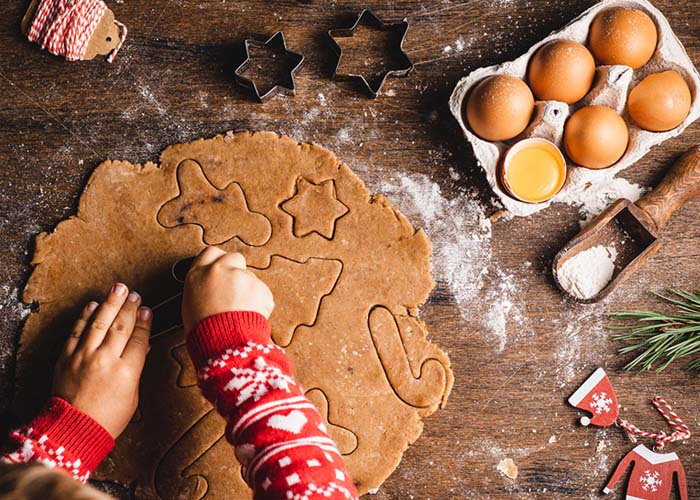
[181,247,274,333]
[52,284,152,439]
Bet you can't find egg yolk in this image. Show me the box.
[504,146,565,203]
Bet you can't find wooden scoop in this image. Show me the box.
[553,145,700,303]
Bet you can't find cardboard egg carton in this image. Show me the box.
[449,0,700,217]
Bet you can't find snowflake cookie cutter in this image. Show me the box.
[328,9,414,98]
[234,31,304,103]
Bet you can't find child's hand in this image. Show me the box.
[181,247,274,333]
[52,284,152,438]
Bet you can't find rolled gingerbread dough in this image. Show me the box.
[15,131,453,499]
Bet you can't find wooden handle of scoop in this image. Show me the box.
[635,145,700,232]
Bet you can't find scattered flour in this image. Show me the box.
[138,84,168,117]
[582,434,612,497]
[380,174,528,353]
[554,310,607,387]
[336,127,352,144]
[0,285,32,382]
[485,295,513,352]
[0,286,31,321]
[442,36,468,55]
[380,174,492,318]
[556,245,618,300]
[484,271,526,353]
[559,174,647,225]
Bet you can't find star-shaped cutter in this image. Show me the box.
[328,10,414,98]
[234,31,304,103]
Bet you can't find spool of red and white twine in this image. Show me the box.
[617,396,691,450]
[27,0,126,62]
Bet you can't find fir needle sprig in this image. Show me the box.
[609,290,700,372]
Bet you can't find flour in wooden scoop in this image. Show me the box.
[557,245,618,300]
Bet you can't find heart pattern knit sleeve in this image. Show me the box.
[0,397,114,482]
[187,311,359,500]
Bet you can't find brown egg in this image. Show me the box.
[528,40,596,103]
[466,75,535,142]
[589,7,657,69]
[629,70,692,132]
[564,105,629,169]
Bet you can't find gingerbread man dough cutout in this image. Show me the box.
[158,159,272,246]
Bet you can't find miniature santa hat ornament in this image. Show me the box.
[568,368,619,427]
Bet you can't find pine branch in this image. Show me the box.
[609,290,700,372]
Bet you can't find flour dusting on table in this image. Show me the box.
[0,286,30,320]
[380,174,530,353]
[559,174,646,225]
[484,271,526,353]
[380,174,492,316]
[555,310,607,387]
[0,285,31,375]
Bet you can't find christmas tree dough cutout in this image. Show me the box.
[171,255,343,388]
[15,131,453,499]
[158,159,272,246]
[253,256,342,347]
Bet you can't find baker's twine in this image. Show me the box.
[616,397,691,450]
[27,0,126,62]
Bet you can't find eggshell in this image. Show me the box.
[466,75,535,141]
[589,7,657,69]
[500,138,567,203]
[564,105,629,169]
[629,70,691,132]
[528,40,596,104]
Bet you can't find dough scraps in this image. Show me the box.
[15,131,453,499]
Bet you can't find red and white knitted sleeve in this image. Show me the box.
[187,311,359,500]
[0,397,114,483]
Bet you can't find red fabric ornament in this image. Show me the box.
[603,444,687,500]
[568,367,619,427]
[569,368,691,500]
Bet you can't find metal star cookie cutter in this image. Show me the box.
[328,9,413,98]
[234,31,304,103]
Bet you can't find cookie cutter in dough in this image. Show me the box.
[150,256,194,339]
[234,31,304,103]
[328,9,413,98]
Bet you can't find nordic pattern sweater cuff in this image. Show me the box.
[187,311,272,370]
[1,397,114,482]
[189,311,359,500]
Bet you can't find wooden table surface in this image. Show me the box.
[2,1,700,498]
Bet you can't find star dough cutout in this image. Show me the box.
[281,178,349,239]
